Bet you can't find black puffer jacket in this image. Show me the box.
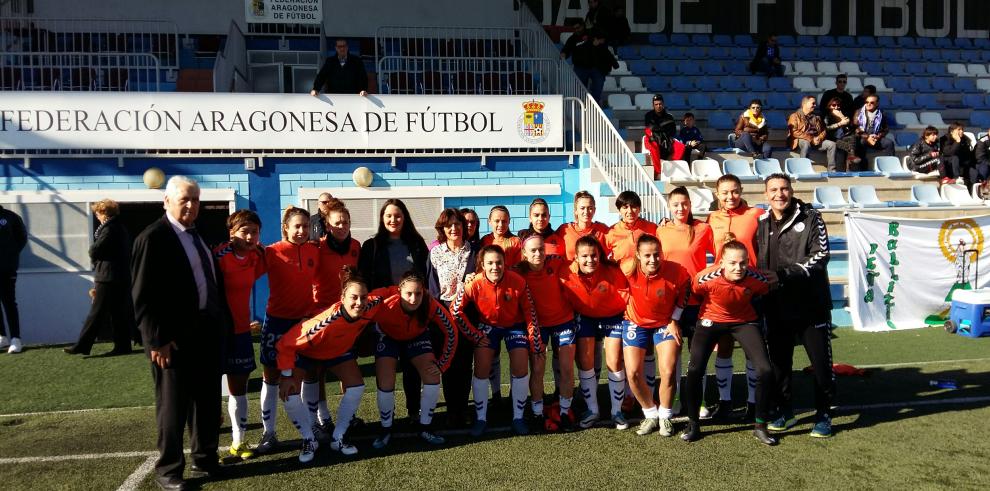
[0,205,27,272]
[755,198,832,323]
[908,138,941,172]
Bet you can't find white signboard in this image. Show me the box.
[846,212,990,331]
[0,93,564,150]
[245,0,323,24]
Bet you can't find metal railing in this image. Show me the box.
[0,17,179,69]
[375,26,539,63]
[377,55,559,95]
[516,3,667,219]
[213,21,249,93]
[0,52,160,91]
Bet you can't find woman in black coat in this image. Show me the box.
[65,199,135,356]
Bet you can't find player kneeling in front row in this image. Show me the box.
[681,239,776,445]
[369,271,458,448]
[276,273,381,462]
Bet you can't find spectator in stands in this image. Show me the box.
[644,94,680,175]
[975,131,990,197]
[824,96,860,169]
[677,113,707,164]
[0,203,26,354]
[733,99,772,159]
[311,39,368,96]
[788,96,838,171]
[907,126,949,178]
[606,4,632,48]
[560,21,588,61]
[941,122,978,187]
[564,27,615,104]
[819,74,854,118]
[584,0,609,34]
[852,94,895,159]
[309,192,334,241]
[66,199,135,357]
[852,85,876,116]
[749,34,783,77]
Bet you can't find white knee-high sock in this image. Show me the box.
[644,352,657,395]
[607,370,626,416]
[531,394,544,417]
[472,376,490,422]
[332,384,364,441]
[560,395,573,416]
[420,383,441,426]
[511,374,530,420]
[301,381,320,426]
[284,396,315,441]
[489,356,502,397]
[377,388,395,429]
[260,382,279,434]
[746,359,757,404]
[593,338,604,380]
[578,369,599,415]
[227,395,248,446]
[715,356,734,402]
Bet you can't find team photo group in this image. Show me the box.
[134,171,834,488]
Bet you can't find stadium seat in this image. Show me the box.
[925,64,948,76]
[794,61,818,75]
[766,92,790,110]
[911,184,952,207]
[785,158,825,180]
[813,186,851,208]
[793,77,817,91]
[733,34,755,47]
[681,63,704,76]
[714,93,738,109]
[947,63,969,77]
[691,34,712,45]
[718,77,745,92]
[847,185,890,208]
[894,131,919,148]
[895,112,923,129]
[743,76,769,91]
[713,34,733,46]
[908,78,933,92]
[856,36,878,47]
[664,93,689,110]
[629,60,653,76]
[670,33,690,45]
[655,63,679,76]
[978,79,990,93]
[963,94,990,111]
[816,77,839,92]
[722,159,760,181]
[619,76,645,92]
[647,33,667,45]
[877,36,897,48]
[839,61,866,76]
[781,61,796,76]
[603,77,619,92]
[724,60,748,73]
[646,76,670,92]
[696,77,720,91]
[661,160,693,181]
[875,156,913,178]
[765,112,787,129]
[617,46,639,59]
[691,159,723,182]
[941,183,984,206]
[864,77,892,92]
[817,62,840,75]
[686,187,715,212]
[708,111,736,131]
[967,64,989,77]
[689,93,716,110]
[634,93,655,110]
[754,158,783,178]
[671,77,695,91]
[612,60,631,76]
[706,46,731,60]
[915,94,943,110]
[836,36,856,47]
[768,77,793,92]
[916,37,935,49]
[846,77,864,93]
[890,93,914,109]
[639,46,662,60]
[919,112,947,128]
[954,78,977,92]
[955,38,973,49]
[607,93,635,110]
[971,112,990,128]
[703,60,725,74]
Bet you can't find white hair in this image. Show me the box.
[165,175,199,198]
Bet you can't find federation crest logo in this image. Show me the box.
[517,100,551,144]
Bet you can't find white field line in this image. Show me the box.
[116,454,157,491]
[0,450,155,464]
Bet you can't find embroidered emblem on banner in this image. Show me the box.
[518,100,550,144]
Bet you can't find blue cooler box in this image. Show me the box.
[948,289,990,338]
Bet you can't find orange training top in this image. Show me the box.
[657,220,715,305]
[481,234,522,267]
[694,265,770,323]
[606,218,658,271]
[312,236,361,313]
[514,255,574,327]
[369,287,458,372]
[265,240,319,319]
[620,260,691,328]
[214,243,266,335]
[275,292,387,371]
[558,221,610,261]
[706,204,764,266]
[558,261,628,319]
[451,269,542,353]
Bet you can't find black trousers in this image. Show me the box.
[0,271,20,339]
[683,142,708,164]
[765,316,836,418]
[150,313,222,479]
[73,281,134,352]
[401,323,475,421]
[684,321,773,422]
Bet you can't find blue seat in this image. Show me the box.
[874,156,913,178]
[722,159,760,181]
[915,94,943,110]
[960,50,983,63]
[935,37,953,49]
[664,93,689,110]
[639,45,662,60]
[645,76,669,92]
[860,61,882,74]
[819,35,837,46]
[719,77,745,91]
[899,49,923,62]
[797,35,815,46]
[691,34,711,45]
[754,158,783,178]
[713,35,733,46]
[696,77,720,91]
[689,93,715,110]
[909,78,934,92]
[670,33,690,45]
[796,46,818,60]
[915,37,935,48]
[662,46,689,59]
[895,131,919,148]
[765,112,787,129]
[702,60,725,74]
[681,62,703,76]
[954,38,972,49]
[971,112,990,128]
[714,93,738,109]
[925,64,947,76]
[767,92,790,110]
[819,46,838,60]
[886,78,911,92]
[617,46,639,59]
[963,94,990,111]
[974,38,990,49]
[744,76,769,91]
[629,60,654,75]
[708,111,736,131]
[733,34,755,47]
[877,36,897,48]
[785,158,825,180]
[655,63,678,75]
[647,33,667,45]
[848,185,889,208]
[898,37,917,48]
[814,186,850,208]
[911,184,952,207]
[724,59,748,73]
[890,93,914,109]
[671,77,695,91]
[856,36,878,47]
[881,62,904,75]
[705,47,731,60]
[940,49,963,62]
[768,77,793,91]
[954,78,977,92]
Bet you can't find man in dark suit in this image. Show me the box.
[66,199,135,356]
[310,38,368,96]
[131,176,229,490]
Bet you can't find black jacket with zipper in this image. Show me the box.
[90,216,132,283]
[0,205,27,273]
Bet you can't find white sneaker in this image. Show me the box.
[299,439,318,463]
[657,417,674,437]
[0,336,9,350]
[330,438,358,456]
[699,406,713,419]
[7,338,22,354]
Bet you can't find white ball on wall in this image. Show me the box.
[143,167,166,189]
[353,166,374,188]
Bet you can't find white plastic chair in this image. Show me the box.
[634,93,654,110]
[661,160,693,181]
[839,61,865,75]
[847,185,888,208]
[941,183,984,206]
[817,62,840,75]
[813,186,851,208]
[978,79,990,93]
[794,61,818,75]
[793,77,817,91]
[947,63,969,77]
[607,93,635,110]
[846,77,863,93]
[919,112,947,129]
[894,111,923,129]
[603,77,619,93]
[686,187,715,213]
[781,61,796,76]
[864,77,892,92]
[966,64,989,77]
[619,76,645,92]
[612,60,631,76]
[691,159,723,182]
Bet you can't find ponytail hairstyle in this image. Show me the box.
[476,244,506,275]
[667,186,696,244]
[339,266,369,300]
[572,190,597,223]
[397,270,430,325]
[527,198,552,234]
[488,205,515,238]
[633,233,661,273]
[574,235,617,269]
[281,206,311,240]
